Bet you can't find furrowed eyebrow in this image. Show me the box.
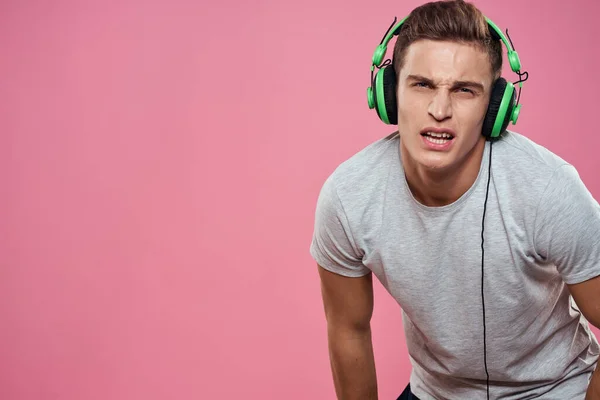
[407,75,434,85]
[407,75,484,92]
[451,80,484,92]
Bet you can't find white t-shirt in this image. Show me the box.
[310,131,600,399]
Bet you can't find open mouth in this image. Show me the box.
[420,131,455,145]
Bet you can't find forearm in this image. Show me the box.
[327,325,378,400]
[586,365,600,400]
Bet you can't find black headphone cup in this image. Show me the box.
[382,66,398,125]
[482,78,507,138]
[494,81,517,137]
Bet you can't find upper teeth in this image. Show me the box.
[427,132,452,138]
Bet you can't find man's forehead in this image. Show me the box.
[401,39,492,83]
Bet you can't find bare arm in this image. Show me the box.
[318,264,378,400]
[587,369,600,400]
[567,275,600,400]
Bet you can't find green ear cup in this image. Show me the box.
[366,16,406,124]
[491,80,516,138]
[374,68,388,123]
[372,66,398,125]
[482,78,515,138]
[367,86,375,109]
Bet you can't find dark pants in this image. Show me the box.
[397,383,420,400]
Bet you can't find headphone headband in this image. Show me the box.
[371,15,522,74]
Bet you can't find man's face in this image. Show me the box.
[396,39,494,173]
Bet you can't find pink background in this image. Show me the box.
[1,0,599,399]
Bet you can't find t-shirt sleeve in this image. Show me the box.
[309,174,370,277]
[534,164,600,285]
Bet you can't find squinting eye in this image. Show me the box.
[415,82,429,88]
[459,88,473,93]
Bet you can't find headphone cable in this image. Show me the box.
[481,140,493,400]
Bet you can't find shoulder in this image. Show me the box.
[323,131,400,202]
[494,130,571,174]
[491,131,576,199]
[310,132,401,276]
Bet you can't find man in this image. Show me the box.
[309,1,600,399]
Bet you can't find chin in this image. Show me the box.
[404,141,454,171]
[418,155,454,172]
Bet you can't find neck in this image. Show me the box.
[401,137,487,207]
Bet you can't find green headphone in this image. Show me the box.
[366,16,526,139]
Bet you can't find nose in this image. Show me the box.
[428,90,452,121]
